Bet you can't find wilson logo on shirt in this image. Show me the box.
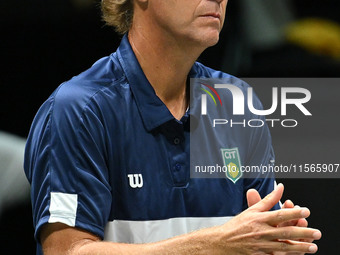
[221,148,242,183]
[127,174,143,188]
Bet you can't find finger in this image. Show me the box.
[279,207,308,228]
[250,183,284,212]
[297,218,308,228]
[266,208,310,226]
[274,251,307,255]
[271,240,318,254]
[279,200,299,227]
[297,238,314,244]
[279,219,299,228]
[247,189,262,207]
[292,206,309,227]
[295,217,313,243]
[280,223,314,243]
[265,226,322,241]
[294,218,313,244]
[275,250,312,255]
[283,199,294,209]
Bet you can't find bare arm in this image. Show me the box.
[41,184,321,255]
[41,223,222,255]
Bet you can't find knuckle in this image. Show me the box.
[276,211,285,222]
[256,212,269,224]
[252,221,265,232]
[245,222,266,240]
[281,229,291,239]
[279,241,289,251]
[250,244,261,252]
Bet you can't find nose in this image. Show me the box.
[210,0,227,9]
[209,0,226,5]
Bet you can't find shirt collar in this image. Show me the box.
[117,34,199,132]
[117,34,175,131]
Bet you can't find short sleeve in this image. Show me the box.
[24,85,112,242]
[241,85,279,211]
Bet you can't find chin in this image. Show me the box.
[199,30,220,48]
[206,35,220,47]
[179,28,221,50]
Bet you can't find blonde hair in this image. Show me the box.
[101,0,134,34]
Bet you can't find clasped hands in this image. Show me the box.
[217,183,321,254]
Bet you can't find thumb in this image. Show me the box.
[246,189,262,207]
[249,183,284,212]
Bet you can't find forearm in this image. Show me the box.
[43,185,320,255]
[71,226,222,255]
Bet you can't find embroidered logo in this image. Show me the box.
[221,148,242,183]
[127,174,143,188]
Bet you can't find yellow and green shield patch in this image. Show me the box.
[221,148,242,183]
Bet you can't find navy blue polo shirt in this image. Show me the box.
[24,35,277,254]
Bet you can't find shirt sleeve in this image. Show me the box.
[241,84,280,211]
[24,84,112,242]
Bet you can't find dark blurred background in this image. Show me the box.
[1,0,339,254]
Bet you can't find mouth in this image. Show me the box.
[200,13,221,20]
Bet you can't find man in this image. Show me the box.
[24,0,321,254]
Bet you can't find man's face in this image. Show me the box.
[146,0,228,48]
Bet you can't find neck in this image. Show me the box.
[128,19,205,120]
